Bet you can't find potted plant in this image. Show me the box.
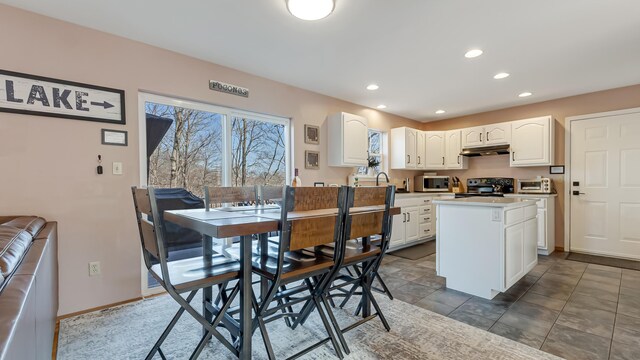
[367,155,380,176]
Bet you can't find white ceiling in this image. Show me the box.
[4,0,640,121]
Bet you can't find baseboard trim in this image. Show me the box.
[52,321,59,360]
[555,246,564,252]
[56,291,167,321]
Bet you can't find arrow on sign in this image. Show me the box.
[90,101,114,109]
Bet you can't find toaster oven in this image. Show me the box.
[517,178,553,194]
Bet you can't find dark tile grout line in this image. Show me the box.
[608,270,623,360]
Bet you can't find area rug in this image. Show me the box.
[567,252,640,271]
[389,241,436,260]
[56,287,559,359]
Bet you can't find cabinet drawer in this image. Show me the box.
[419,206,432,215]
[419,224,434,238]
[419,213,433,224]
[504,207,523,226]
[420,198,433,205]
[524,205,537,220]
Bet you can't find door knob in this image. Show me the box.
[572,191,586,196]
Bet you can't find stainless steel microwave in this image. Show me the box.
[517,178,553,194]
[414,175,450,192]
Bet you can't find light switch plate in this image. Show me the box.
[491,209,502,221]
[112,162,123,175]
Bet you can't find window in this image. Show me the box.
[358,129,384,175]
[140,93,290,197]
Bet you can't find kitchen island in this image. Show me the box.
[433,197,538,299]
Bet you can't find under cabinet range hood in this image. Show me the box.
[460,144,511,157]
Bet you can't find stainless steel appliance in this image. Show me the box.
[455,177,514,198]
[414,175,450,192]
[517,178,554,194]
[460,144,510,157]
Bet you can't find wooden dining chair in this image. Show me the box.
[256,185,283,205]
[131,186,241,359]
[251,186,348,360]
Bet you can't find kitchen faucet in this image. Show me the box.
[376,172,390,186]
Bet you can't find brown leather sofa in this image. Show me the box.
[0,216,58,360]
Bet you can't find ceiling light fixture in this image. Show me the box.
[287,0,335,21]
[464,49,483,58]
[494,72,510,79]
[518,92,533,97]
[435,110,446,114]
[377,104,387,109]
[366,84,379,91]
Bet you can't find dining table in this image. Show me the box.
[164,203,400,360]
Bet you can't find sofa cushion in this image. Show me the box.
[0,226,33,278]
[2,217,45,238]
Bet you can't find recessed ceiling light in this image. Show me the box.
[494,72,510,79]
[366,84,379,91]
[287,0,335,21]
[435,110,446,114]
[464,49,483,58]
[519,92,533,97]
[377,104,387,109]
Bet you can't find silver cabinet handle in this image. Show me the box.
[403,213,407,223]
[407,155,410,164]
[512,151,516,161]
[407,212,411,222]
[442,156,445,165]
[480,133,483,142]
[458,155,460,164]
[418,156,421,165]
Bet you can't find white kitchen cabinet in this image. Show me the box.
[416,130,426,169]
[461,123,511,148]
[405,207,420,242]
[504,194,556,255]
[390,209,406,247]
[328,112,369,167]
[390,127,417,169]
[389,194,453,250]
[485,123,511,145]
[524,217,538,272]
[510,116,554,166]
[424,131,446,169]
[444,130,468,169]
[462,126,485,147]
[505,223,525,289]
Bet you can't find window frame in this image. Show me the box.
[357,128,387,177]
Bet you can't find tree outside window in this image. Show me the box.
[358,129,384,175]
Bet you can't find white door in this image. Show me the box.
[570,111,640,259]
[390,210,406,247]
[424,131,446,169]
[405,207,420,242]
[462,126,485,147]
[511,116,551,166]
[342,113,369,164]
[445,130,465,169]
[416,131,426,169]
[485,123,511,145]
[405,128,417,168]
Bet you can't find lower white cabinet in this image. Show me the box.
[504,194,556,255]
[389,194,453,250]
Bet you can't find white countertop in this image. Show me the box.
[504,193,558,198]
[433,197,537,207]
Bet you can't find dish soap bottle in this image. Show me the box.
[292,168,302,187]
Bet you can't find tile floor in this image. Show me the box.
[377,251,640,360]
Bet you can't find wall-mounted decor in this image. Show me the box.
[304,124,319,145]
[209,80,249,98]
[101,129,128,146]
[549,165,565,174]
[0,69,125,124]
[305,150,320,169]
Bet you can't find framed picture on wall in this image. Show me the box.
[305,150,320,169]
[304,124,319,145]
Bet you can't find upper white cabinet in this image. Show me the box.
[416,130,426,169]
[462,123,510,148]
[390,127,418,169]
[424,131,446,169]
[328,112,369,167]
[444,130,468,170]
[510,116,554,167]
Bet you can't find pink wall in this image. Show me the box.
[422,84,640,249]
[0,5,421,315]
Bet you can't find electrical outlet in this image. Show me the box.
[89,261,101,276]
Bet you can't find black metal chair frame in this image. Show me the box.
[132,186,241,359]
[251,186,349,360]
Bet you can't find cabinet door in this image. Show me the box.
[504,224,525,289]
[390,211,406,247]
[524,218,538,272]
[461,126,485,147]
[343,113,369,165]
[416,131,426,169]
[537,209,547,248]
[424,131,446,169]
[405,207,420,242]
[405,128,417,168]
[510,116,551,166]
[485,123,511,145]
[445,130,466,169]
